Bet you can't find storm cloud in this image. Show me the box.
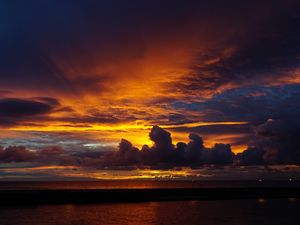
[0,97,76,128]
[0,98,56,117]
[0,0,300,175]
[0,97,61,126]
[2,123,300,168]
[238,118,300,165]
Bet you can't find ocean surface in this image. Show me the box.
[0,180,299,225]
[0,199,299,225]
[0,180,299,190]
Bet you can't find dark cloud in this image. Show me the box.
[183,134,234,165]
[237,147,266,165]
[208,143,234,164]
[0,145,77,165]
[115,139,139,165]
[1,0,300,170]
[238,118,300,165]
[0,98,54,117]
[0,146,37,163]
[173,84,300,125]
[2,123,300,168]
[185,134,204,164]
[92,126,235,167]
[0,97,61,126]
[33,97,60,107]
[185,84,300,165]
[0,97,122,129]
[0,126,235,167]
[164,113,195,126]
[149,126,175,163]
[39,146,65,156]
[184,1,300,92]
[37,146,77,166]
[1,1,299,94]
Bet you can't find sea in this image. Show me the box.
[0,180,299,225]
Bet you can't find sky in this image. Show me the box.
[0,0,300,180]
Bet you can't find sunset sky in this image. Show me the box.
[1,0,300,179]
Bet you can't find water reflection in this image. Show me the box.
[257,198,266,204]
[0,199,298,225]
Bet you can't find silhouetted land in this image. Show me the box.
[1,187,300,205]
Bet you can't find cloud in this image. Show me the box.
[0,2,299,140]
[0,97,127,130]
[1,0,299,98]
[0,97,62,127]
[207,143,234,164]
[173,84,300,124]
[89,126,235,167]
[115,139,139,165]
[0,146,37,162]
[166,84,300,152]
[148,126,175,163]
[0,90,12,97]
[185,133,204,163]
[0,98,55,117]
[237,147,265,165]
[238,118,300,165]
[37,146,77,166]
[2,122,300,168]
[0,126,235,167]
[0,1,300,169]
[183,2,300,94]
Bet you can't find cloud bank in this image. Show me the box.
[2,124,299,169]
[0,1,300,173]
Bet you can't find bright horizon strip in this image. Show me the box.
[8,121,248,132]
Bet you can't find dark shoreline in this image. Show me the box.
[1,187,300,205]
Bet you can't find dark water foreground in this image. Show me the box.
[0,180,299,204]
[0,199,299,225]
[1,180,299,190]
[0,181,299,225]
[0,187,300,205]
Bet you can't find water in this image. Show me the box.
[0,180,299,190]
[0,199,298,225]
[0,181,299,225]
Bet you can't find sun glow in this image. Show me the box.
[9,121,247,132]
